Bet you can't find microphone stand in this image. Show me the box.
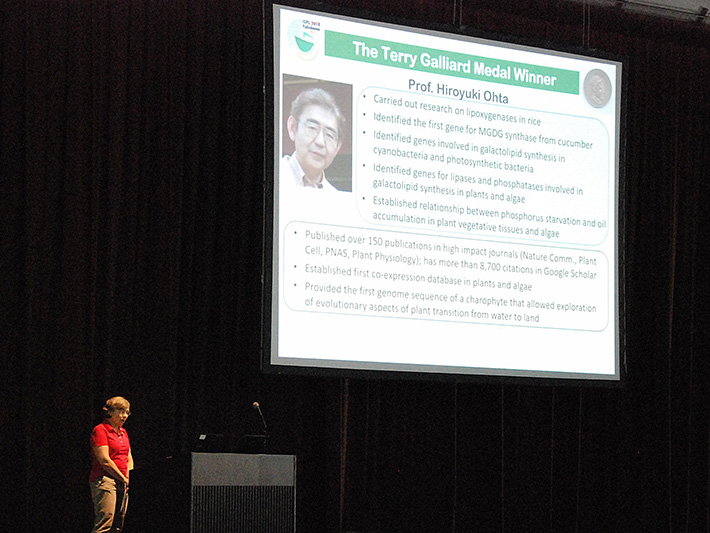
[250,402,269,454]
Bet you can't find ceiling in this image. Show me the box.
[581,0,710,24]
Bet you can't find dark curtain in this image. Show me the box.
[2,1,710,532]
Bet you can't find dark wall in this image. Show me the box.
[2,1,710,532]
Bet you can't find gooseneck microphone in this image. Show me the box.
[252,401,268,433]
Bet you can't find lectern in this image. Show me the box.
[128,453,296,533]
[190,453,296,533]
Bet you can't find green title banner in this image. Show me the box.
[325,31,579,95]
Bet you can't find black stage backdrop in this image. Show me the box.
[2,1,710,531]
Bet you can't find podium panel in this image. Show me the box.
[190,453,296,533]
[127,453,296,533]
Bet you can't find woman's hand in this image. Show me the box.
[93,445,129,485]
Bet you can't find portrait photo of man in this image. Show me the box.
[281,76,352,191]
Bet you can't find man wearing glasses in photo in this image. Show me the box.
[282,87,345,190]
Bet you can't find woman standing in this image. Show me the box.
[89,396,134,532]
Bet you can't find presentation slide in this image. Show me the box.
[268,3,623,381]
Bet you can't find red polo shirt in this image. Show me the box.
[89,421,131,482]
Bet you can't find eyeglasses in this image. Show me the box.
[113,409,131,416]
[298,120,340,147]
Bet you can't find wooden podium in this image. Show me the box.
[128,453,296,533]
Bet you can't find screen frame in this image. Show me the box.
[261,0,627,387]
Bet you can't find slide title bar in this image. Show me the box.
[325,31,580,94]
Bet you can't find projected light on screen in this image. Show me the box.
[264,3,624,382]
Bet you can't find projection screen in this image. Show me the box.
[264,2,625,382]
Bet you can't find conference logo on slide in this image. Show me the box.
[286,19,321,60]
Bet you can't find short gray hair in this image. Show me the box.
[290,87,345,136]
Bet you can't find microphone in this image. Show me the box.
[252,401,268,433]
